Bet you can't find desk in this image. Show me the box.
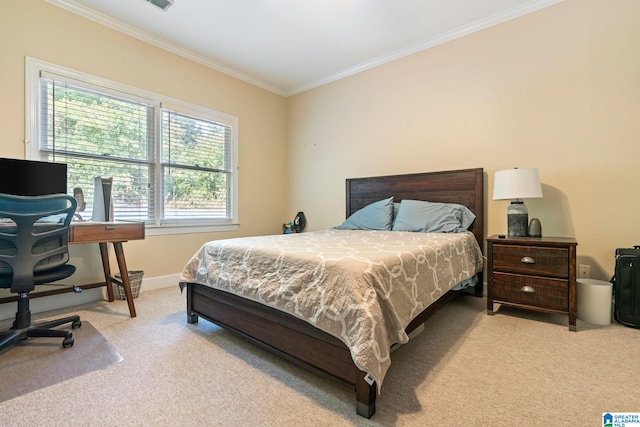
[69,221,145,318]
[0,221,145,318]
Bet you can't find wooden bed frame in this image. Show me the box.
[183,167,484,418]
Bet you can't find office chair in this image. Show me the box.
[0,193,81,351]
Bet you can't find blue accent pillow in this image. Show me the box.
[335,197,394,230]
[392,199,476,233]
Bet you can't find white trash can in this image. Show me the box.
[577,279,613,325]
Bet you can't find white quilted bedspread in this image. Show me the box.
[180,229,483,389]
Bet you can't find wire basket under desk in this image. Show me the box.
[114,270,144,300]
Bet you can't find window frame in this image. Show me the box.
[25,57,239,236]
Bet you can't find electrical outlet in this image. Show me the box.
[579,264,591,279]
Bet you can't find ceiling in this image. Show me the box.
[47,0,562,96]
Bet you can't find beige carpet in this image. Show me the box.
[0,320,122,403]
[0,287,638,427]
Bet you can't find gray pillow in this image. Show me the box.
[335,197,394,230]
[392,199,476,233]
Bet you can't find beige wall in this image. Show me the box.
[0,1,289,284]
[287,0,640,281]
[1,0,639,296]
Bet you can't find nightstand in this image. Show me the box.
[486,235,578,331]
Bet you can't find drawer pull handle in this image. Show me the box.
[521,256,535,264]
[521,286,535,293]
[105,225,116,230]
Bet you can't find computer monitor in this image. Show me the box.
[0,157,68,196]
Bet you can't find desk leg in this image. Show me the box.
[113,242,137,318]
[99,242,115,302]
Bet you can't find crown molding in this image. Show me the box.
[45,0,287,96]
[46,0,563,98]
[284,0,564,96]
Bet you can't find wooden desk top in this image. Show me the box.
[69,221,145,244]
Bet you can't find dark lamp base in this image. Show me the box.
[507,213,528,237]
[506,200,528,237]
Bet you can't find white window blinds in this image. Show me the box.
[161,109,234,221]
[40,75,156,222]
[29,59,238,229]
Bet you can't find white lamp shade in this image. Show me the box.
[493,168,543,200]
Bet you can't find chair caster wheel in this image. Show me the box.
[72,319,82,329]
[62,337,74,348]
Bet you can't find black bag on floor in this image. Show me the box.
[613,246,640,328]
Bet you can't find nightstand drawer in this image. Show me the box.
[492,245,569,278]
[492,272,568,311]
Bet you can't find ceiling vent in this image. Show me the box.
[146,0,174,11]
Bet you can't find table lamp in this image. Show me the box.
[493,168,543,237]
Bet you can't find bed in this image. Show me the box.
[179,167,484,418]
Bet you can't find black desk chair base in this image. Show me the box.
[0,313,81,351]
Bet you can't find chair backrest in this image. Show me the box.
[0,193,77,293]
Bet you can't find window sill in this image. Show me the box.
[145,223,239,236]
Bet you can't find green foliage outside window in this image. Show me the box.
[41,78,233,223]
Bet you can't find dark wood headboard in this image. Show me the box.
[345,168,484,250]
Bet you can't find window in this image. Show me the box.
[25,58,238,234]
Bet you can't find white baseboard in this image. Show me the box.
[0,273,180,321]
[139,272,181,292]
